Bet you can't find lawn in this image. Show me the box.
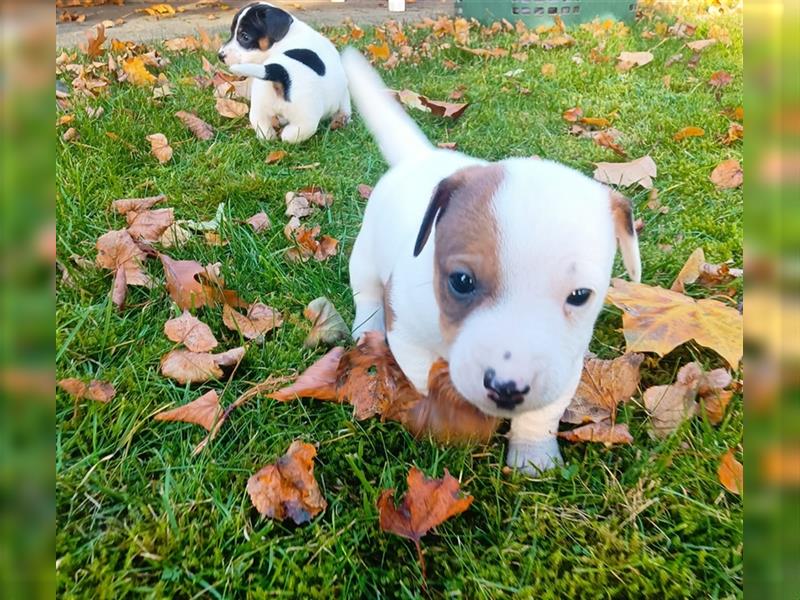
[56,8,743,598]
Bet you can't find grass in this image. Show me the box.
[57,11,743,598]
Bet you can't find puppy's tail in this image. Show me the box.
[340,47,432,167]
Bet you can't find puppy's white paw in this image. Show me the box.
[251,122,276,141]
[506,438,563,475]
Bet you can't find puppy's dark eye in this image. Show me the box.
[449,272,476,296]
[566,288,592,307]
[239,32,250,42]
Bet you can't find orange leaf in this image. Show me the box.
[58,378,116,403]
[558,421,633,445]
[159,254,244,310]
[175,110,214,140]
[84,24,106,58]
[709,70,733,89]
[710,159,743,189]
[246,440,327,523]
[580,116,611,128]
[540,63,556,76]
[718,449,743,494]
[722,122,744,145]
[266,150,287,164]
[268,347,344,402]
[606,278,743,367]
[164,310,218,352]
[562,107,583,122]
[154,390,222,431]
[594,130,627,157]
[146,133,172,163]
[562,354,644,424]
[366,42,391,61]
[673,126,705,141]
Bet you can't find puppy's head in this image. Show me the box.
[217,2,293,66]
[414,158,640,418]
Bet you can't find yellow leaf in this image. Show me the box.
[122,56,157,86]
[673,126,705,141]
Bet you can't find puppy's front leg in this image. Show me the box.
[387,329,438,394]
[507,396,571,474]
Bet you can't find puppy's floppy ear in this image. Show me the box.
[256,5,293,48]
[609,191,642,282]
[413,176,459,257]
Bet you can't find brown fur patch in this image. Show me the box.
[610,190,634,237]
[382,275,396,332]
[258,36,270,51]
[271,81,285,99]
[431,164,505,344]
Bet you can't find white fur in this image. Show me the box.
[219,3,350,143]
[342,48,641,474]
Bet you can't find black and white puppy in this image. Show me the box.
[218,2,350,143]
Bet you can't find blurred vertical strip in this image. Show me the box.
[744,0,800,597]
[0,2,55,599]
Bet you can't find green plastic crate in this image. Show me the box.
[455,0,638,26]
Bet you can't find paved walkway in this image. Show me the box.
[57,0,453,48]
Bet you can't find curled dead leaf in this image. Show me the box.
[673,126,705,141]
[175,110,214,140]
[562,353,644,424]
[154,390,222,431]
[643,382,698,438]
[126,208,175,242]
[671,247,742,292]
[266,150,287,164]
[392,89,469,120]
[160,254,245,310]
[303,297,349,347]
[268,347,343,402]
[215,97,249,118]
[146,133,173,164]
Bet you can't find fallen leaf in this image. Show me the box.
[563,107,584,122]
[710,158,743,189]
[285,193,313,219]
[378,467,472,574]
[146,133,173,164]
[357,184,373,200]
[723,106,744,122]
[366,42,391,61]
[643,382,698,438]
[266,150,287,164]
[722,122,744,145]
[143,3,176,17]
[180,202,226,232]
[175,110,214,140]
[268,347,344,402]
[617,50,654,72]
[297,186,334,208]
[671,247,742,292]
[594,130,626,157]
[290,162,320,171]
[160,347,245,384]
[607,278,743,367]
[593,155,657,189]
[96,229,153,287]
[303,297,349,347]
[718,448,743,494]
[159,223,192,248]
[245,211,271,233]
[285,226,338,262]
[562,353,644,424]
[558,421,633,445]
[111,265,127,309]
[154,390,222,430]
[580,116,611,128]
[84,24,106,58]
[122,56,158,86]
[676,361,734,425]
[437,142,457,150]
[62,127,79,142]
[223,302,283,342]
[673,126,705,141]
[247,440,327,523]
[457,45,509,58]
[160,254,244,310]
[164,310,218,352]
[126,208,175,242]
[215,97,249,118]
[686,38,717,52]
[112,194,166,215]
[709,70,733,89]
[541,63,556,76]
[392,89,469,120]
[57,378,116,403]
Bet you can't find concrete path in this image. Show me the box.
[57,0,453,48]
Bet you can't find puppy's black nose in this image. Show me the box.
[217,51,226,62]
[484,368,529,410]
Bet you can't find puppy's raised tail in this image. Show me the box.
[340,47,432,167]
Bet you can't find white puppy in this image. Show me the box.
[218,2,350,143]
[342,49,641,473]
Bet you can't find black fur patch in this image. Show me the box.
[229,3,293,51]
[284,49,326,76]
[263,63,292,100]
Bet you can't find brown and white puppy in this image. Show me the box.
[343,49,641,473]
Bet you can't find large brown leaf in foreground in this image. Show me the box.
[246,440,327,524]
[562,353,644,424]
[606,278,742,367]
[377,467,472,573]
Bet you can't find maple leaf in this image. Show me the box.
[285,226,339,263]
[175,111,214,140]
[123,56,158,86]
[112,194,166,215]
[160,347,245,384]
[146,133,173,164]
[558,421,633,445]
[304,297,349,348]
[673,126,705,141]
[392,89,469,120]
[268,347,344,402]
[562,353,644,425]
[710,159,743,189]
[247,440,327,524]
[126,208,175,242]
[718,449,743,494]
[58,378,116,403]
[222,302,283,342]
[215,97,249,118]
[154,390,222,431]
[84,24,106,58]
[164,310,218,352]
[245,211,271,233]
[593,156,657,189]
[377,467,472,575]
[671,247,742,293]
[266,150,287,164]
[96,229,153,287]
[606,278,743,367]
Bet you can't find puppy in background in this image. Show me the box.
[342,49,641,474]
[218,2,350,143]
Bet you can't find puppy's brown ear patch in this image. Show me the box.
[258,37,270,51]
[610,191,634,237]
[609,190,642,282]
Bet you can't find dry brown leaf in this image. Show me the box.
[562,353,644,424]
[175,110,214,140]
[160,347,245,384]
[718,448,743,494]
[111,265,127,309]
[164,310,218,352]
[112,194,166,215]
[676,361,734,425]
[268,347,344,402]
[378,467,472,574]
[673,126,705,141]
[62,127,79,142]
[594,130,626,157]
[562,107,583,122]
[146,133,173,164]
[247,440,327,523]
[607,278,743,367]
[392,89,469,120]
[686,38,717,52]
[541,63,556,76]
[297,186,334,208]
[159,223,192,248]
[303,297,349,348]
[215,97,249,118]
[671,247,742,292]
[126,208,175,242]
[154,390,222,431]
[723,106,744,122]
[84,24,106,58]
[160,254,244,310]
[710,159,743,189]
[266,150,287,164]
[709,70,733,89]
[593,156,657,189]
[245,211,271,233]
[617,50,654,71]
[643,382,698,438]
[285,226,338,263]
[366,42,391,61]
[58,378,116,403]
[222,302,283,342]
[357,184,373,200]
[96,229,153,287]
[722,122,744,145]
[457,45,509,58]
[558,421,633,445]
[285,193,313,219]
[580,116,611,128]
